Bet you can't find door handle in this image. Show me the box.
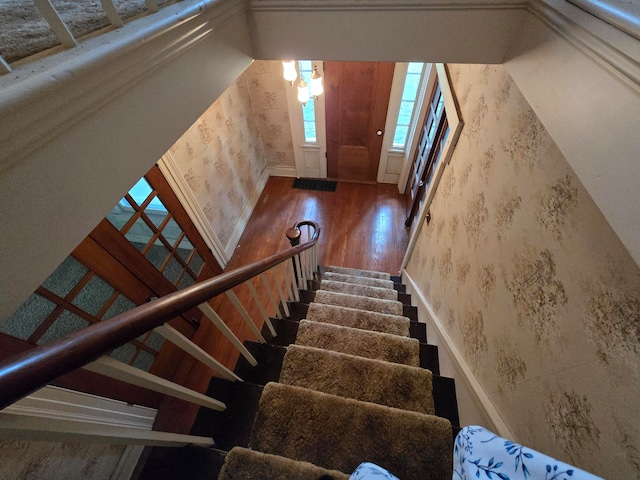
[376,130,383,136]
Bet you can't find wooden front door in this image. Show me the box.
[325,62,395,182]
[405,80,446,228]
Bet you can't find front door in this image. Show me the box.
[325,62,395,182]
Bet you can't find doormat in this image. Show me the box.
[292,178,337,192]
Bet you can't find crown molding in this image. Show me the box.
[0,0,246,174]
[528,0,640,93]
[249,0,528,12]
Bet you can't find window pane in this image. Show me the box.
[398,101,414,125]
[401,74,420,101]
[145,331,165,352]
[163,218,184,248]
[392,63,424,150]
[393,126,409,148]
[103,294,136,320]
[1,294,56,340]
[125,217,155,250]
[72,275,116,316]
[146,243,171,270]
[42,257,89,299]
[111,343,136,364]
[133,350,155,372]
[127,178,153,208]
[177,272,196,290]
[162,256,183,283]
[145,198,169,229]
[37,310,89,345]
[107,197,135,231]
[407,62,423,74]
[189,252,204,277]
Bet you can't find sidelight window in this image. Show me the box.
[392,62,425,149]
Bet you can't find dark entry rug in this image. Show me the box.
[292,178,337,192]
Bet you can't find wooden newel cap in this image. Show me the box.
[286,227,301,246]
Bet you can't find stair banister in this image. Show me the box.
[0,220,320,410]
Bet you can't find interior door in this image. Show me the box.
[0,164,222,408]
[405,81,446,228]
[325,61,395,182]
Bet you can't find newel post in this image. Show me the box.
[286,227,301,246]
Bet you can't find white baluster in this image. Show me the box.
[225,290,266,343]
[84,357,226,411]
[198,303,257,366]
[288,259,300,302]
[33,0,78,48]
[154,324,241,381]
[272,266,290,318]
[246,279,277,337]
[98,0,124,27]
[261,273,282,320]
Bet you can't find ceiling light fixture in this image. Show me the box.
[297,77,310,105]
[283,60,323,104]
[282,60,297,85]
[310,65,324,97]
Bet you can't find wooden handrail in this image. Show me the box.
[0,221,320,410]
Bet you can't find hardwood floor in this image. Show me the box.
[155,176,409,433]
[226,176,409,275]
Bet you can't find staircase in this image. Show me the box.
[139,265,459,480]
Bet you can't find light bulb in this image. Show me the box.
[282,61,297,83]
[297,77,309,104]
[310,66,324,97]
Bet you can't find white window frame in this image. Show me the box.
[284,61,327,178]
[377,63,432,184]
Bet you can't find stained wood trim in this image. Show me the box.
[0,222,320,409]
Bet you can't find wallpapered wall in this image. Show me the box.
[167,60,294,249]
[406,64,640,478]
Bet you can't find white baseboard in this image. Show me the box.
[403,269,514,439]
[223,167,271,259]
[267,164,298,177]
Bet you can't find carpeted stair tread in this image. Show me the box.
[314,290,403,315]
[280,345,434,414]
[250,382,453,480]
[319,280,398,301]
[295,320,420,366]
[326,266,391,280]
[218,447,349,480]
[306,302,411,337]
[321,271,395,289]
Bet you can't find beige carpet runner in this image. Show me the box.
[295,320,420,366]
[279,344,435,414]
[321,271,395,289]
[218,266,453,480]
[249,383,451,480]
[306,302,411,337]
[314,290,404,315]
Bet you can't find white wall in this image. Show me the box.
[0,1,253,321]
[504,0,640,269]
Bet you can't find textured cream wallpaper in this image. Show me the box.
[406,64,640,478]
[243,60,296,168]
[167,61,293,249]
